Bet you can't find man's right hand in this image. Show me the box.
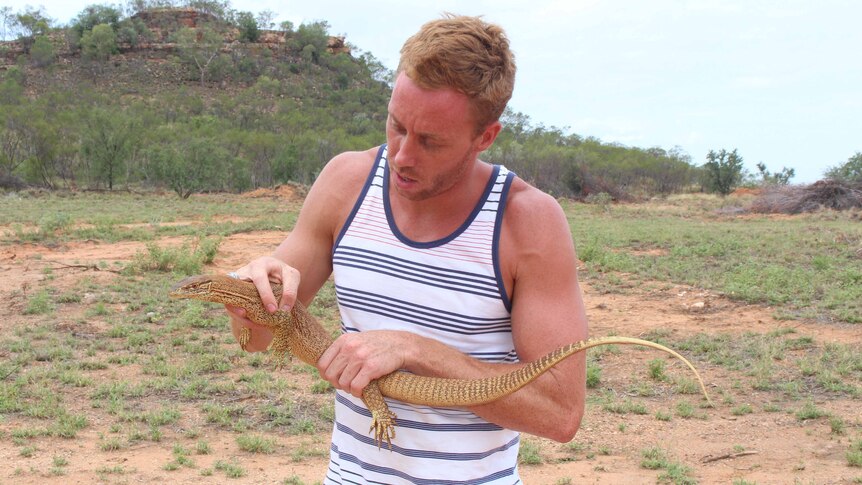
[223,255,300,352]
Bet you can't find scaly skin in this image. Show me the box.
[169,274,712,448]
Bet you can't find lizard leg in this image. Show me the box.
[361,383,397,450]
[237,327,251,351]
[268,325,293,368]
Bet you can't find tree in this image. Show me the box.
[29,35,55,67]
[234,11,259,42]
[702,148,744,195]
[13,6,52,52]
[80,107,138,190]
[70,4,121,41]
[172,25,224,87]
[81,23,118,62]
[278,20,294,35]
[755,162,795,185]
[1,6,14,41]
[255,9,277,30]
[825,152,862,183]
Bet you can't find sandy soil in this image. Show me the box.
[1,227,860,485]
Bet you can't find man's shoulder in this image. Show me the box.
[505,177,564,222]
[321,146,381,184]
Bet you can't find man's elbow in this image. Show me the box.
[546,414,583,443]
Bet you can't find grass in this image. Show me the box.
[640,446,698,484]
[565,198,862,323]
[848,439,862,467]
[2,191,860,482]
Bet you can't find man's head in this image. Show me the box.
[398,14,516,133]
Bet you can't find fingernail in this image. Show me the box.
[280,304,292,312]
[266,303,277,313]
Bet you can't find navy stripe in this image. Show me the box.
[493,169,517,312]
[336,286,509,326]
[383,160,503,249]
[330,444,518,484]
[335,421,519,462]
[336,297,513,336]
[336,393,504,432]
[332,145,387,254]
[337,300,512,336]
[335,246,498,286]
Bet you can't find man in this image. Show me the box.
[226,14,588,483]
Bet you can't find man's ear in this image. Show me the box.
[476,121,502,151]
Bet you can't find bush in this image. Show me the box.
[826,152,862,183]
[29,35,55,67]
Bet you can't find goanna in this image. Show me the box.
[169,274,712,448]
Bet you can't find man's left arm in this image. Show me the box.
[461,186,588,442]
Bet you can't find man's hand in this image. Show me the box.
[223,255,300,352]
[317,331,413,398]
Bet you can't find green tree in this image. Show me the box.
[81,23,118,62]
[29,35,55,67]
[702,148,744,195]
[278,20,294,35]
[147,122,232,198]
[116,17,151,47]
[172,25,224,87]
[1,6,14,41]
[0,104,29,180]
[255,10,276,30]
[755,162,795,185]
[234,11,259,42]
[293,21,330,64]
[825,152,862,183]
[186,0,230,19]
[70,4,121,41]
[13,6,52,52]
[80,107,138,190]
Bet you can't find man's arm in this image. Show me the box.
[318,181,588,442]
[225,149,377,351]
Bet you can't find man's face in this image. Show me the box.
[385,73,498,201]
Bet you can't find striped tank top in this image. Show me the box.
[325,145,521,484]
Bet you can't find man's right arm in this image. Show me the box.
[225,148,378,350]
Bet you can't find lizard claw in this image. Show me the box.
[369,410,397,450]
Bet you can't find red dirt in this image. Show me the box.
[1,228,860,484]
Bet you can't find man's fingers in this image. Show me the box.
[278,266,300,312]
[250,274,278,313]
[224,304,246,318]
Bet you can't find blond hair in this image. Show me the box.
[398,14,516,131]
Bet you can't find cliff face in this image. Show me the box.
[0,8,350,70]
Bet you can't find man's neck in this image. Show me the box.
[389,161,492,242]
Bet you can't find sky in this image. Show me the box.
[5,0,861,183]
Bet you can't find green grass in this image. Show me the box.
[848,439,862,467]
[518,439,543,465]
[236,433,277,454]
[0,191,299,243]
[565,199,862,323]
[640,446,698,484]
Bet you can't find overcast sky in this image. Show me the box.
[6,0,861,183]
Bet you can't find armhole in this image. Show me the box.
[332,144,387,255]
[492,169,517,313]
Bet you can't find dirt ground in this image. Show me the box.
[1,225,861,484]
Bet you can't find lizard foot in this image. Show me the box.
[369,409,397,450]
[237,327,251,351]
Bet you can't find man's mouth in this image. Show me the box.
[395,171,417,184]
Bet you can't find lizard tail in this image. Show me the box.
[375,336,712,407]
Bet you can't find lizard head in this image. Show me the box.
[169,274,218,300]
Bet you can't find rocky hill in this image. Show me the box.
[0,7,353,93]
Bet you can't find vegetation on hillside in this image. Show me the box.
[0,1,853,200]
